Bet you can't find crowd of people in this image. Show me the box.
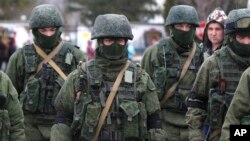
[1,3,250,141]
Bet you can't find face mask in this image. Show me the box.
[230,37,250,57]
[33,29,61,49]
[99,42,127,60]
[171,27,196,48]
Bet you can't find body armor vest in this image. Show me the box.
[72,60,148,141]
[20,43,76,115]
[153,37,202,111]
[207,47,246,128]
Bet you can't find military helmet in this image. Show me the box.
[225,8,250,34]
[91,14,134,40]
[29,4,63,29]
[165,5,199,27]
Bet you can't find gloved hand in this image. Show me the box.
[148,128,168,141]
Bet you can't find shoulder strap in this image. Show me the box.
[160,43,197,107]
[91,61,131,141]
[33,42,67,80]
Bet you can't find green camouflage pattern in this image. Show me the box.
[165,5,199,27]
[29,4,63,29]
[0,71,25,141]
[220,67,250,141]
[141,37,203,141]
[5,41,85,141]
[91,14,134,40]
[51,61,163,141]
[225,8,250,34]
[186,46,250,141]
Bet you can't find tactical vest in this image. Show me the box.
[0,73,10,141]
[207,47,246,128]
[71,61,148,141]
[153,37,202,111]
[20,43,76,115]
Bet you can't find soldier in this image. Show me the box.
[141,5,203,141]
[6,4,85,141]
[220,67,250,141]
[185,8,250,141]
[202,7,227,61]
[0,71,25,141]
[50,14,166,141]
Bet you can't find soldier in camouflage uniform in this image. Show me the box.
[220,10,250,141]
[50,14,166,141]
[202,7,227,61]
[141,5,203,141]
[185,8,250,141]
[0,71,25,141]
[6,4,85,141]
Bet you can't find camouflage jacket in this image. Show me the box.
[141,37,203,127]
[0,71,25,141]
[220,67,250,141]
[51,60,164,141]
[6,41,85,117]
[186,46,249,141]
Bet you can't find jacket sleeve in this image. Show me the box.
[6,49,25,94]
[141,45,158,77]
[140,71,167,141]
[51,70,79,140]
[3,72,25,141]
[220,68,250,141]
[186,57,218,141]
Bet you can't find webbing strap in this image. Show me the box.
[91,61,131,141]
[33,42,67,80]
[160,43,197,107]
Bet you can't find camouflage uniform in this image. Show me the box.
[141,5,202,141]
[186,8,250,141]
[0,71,25,141]
[220,9,250,141]
[220,67,250,141]
[6,4,85,141]
[202,7,227,61]
[51,14,166,141]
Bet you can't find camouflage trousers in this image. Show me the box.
[161,109,189,141]
[24,113,55,141]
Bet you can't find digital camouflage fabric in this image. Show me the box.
[165,5,199,27]
[6,4,85,141]
[0,71,25,141]
[220,67,250,141]
[142,5,202,141]
[91,14,133,40]
[29,4,63,29]
[186,45,250,141]
[51,13,166,141]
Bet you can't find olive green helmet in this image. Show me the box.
[165,5,199,27]
[225,8,250,34]
[29,4,63,29]
[91,14,134,40]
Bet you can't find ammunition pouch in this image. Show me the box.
[20,78,40,112]
[207,88,233,128]
[99,130,122,141]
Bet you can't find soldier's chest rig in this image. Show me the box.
[207,47,247,128]
[72,61,148,141]
[21,44,75,114]
[153,38,202,111]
